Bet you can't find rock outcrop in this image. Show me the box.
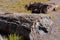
[25,2,59,13]
[0,13,53,40]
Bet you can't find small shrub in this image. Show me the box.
[9,34,23,40]
[3,34,23,40]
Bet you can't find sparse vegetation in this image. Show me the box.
[50,14,55,19]
[0,0,48,13]
[55,5,60,11]
[3,34,23,40]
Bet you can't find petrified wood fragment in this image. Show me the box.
[25,2,58,13]
[0,13,53,40]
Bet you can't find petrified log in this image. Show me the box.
[0,12,53,40]
[25,2,59,13]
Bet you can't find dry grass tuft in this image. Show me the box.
[0,0,48,13]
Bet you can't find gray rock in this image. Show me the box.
[29,15,53,40]
[0,35,3,40]
[0,13,53,40]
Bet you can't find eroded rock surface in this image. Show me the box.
[25,2,58,13]
[0,13,53,40]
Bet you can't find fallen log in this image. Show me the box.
[0,12,53,40]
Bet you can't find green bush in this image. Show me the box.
[4,34,23,40]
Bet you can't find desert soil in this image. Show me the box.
[0,0,60,40]
[46,0,60,40]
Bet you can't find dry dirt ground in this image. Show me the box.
[0,0,60,40]
[44,10,60,40]
[41,0,60,40]
[51,11,60,40]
